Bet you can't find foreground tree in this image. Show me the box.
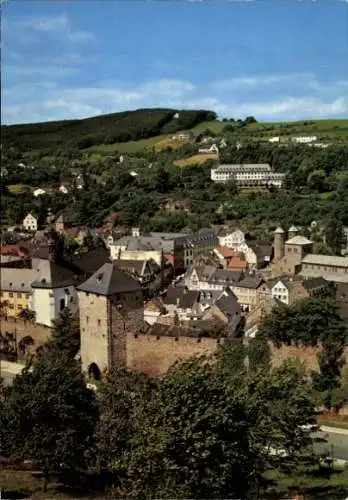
[0,347,98,491]
[95,368,157,484]
[48,308,80,358]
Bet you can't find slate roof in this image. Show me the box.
[163,285,186,305]
[179,291,199,309]
[302,277,329,291]
[1,268,37,292]
[67,247,110,275]
[77,262,142,296]
[214,289,240,318]
[302,254,348,267]
[236,276,264,289]
[209,268,243,285]
[31,260,78,289]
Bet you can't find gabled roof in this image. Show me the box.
[31,260,78,289]
[77,262,142,296]
[67,247,110,275]
[214,289,240,318]
[236,276,264,289]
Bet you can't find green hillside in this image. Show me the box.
[2,108,347,156]
[1,108,217,153]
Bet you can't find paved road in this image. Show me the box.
[314,429,348,461]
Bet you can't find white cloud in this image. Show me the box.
[2,75,348,124]
[14,13,94,43]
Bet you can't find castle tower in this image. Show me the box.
[288,225,299,240]
[54,214,65,234]
[45,208,56,262]
[274,227,285,261]
[77,262,144,379]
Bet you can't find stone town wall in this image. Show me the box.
[126,333,219,376]
[0,316,52,349]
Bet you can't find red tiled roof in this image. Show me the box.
[0,245,27,257]
[227,257,248,270]
[215,246,241,259]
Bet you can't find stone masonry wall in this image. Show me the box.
[0,316,52,349]
[126,333,219,376]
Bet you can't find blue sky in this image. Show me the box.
[2,0,348,124]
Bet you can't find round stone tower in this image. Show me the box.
[274,226,285,261]
[288,225,299,240]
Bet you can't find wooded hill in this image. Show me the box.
[1,108,217,151]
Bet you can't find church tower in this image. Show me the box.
[274,227,285,261]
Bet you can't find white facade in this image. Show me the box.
[211,164,285,188]
[269,136,280,143]
[292,136,317,144]
[23,213,38,232]
[32,285,77,327]
[218,230,246,249]
[33,188,46,197]
[270,280,289,305]
[198,144,219,154]
[59,184,69,194]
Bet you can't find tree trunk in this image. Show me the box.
[43,468,49,492]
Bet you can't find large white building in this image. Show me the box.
[211,163,286,188]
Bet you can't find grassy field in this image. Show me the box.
[318,418,348,430]
[86,134,168,154]
[8,184,28,194]
[174,153,219,167]
[264,466,348,499]
[80,118,348,154]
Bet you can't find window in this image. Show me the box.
[9,304,14,309]
[86,316,89,324]
[26,294,31,299]
[9,292,13,298]
[0,292,2,297]
[17,293,22,299]
[59,298,65,311]
[17,305,23,310]
[97,319,101,326]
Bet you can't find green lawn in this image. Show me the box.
[264,466,348,499]
[8,183,28,194]
[318,418,348,430]
[85,134,168,154]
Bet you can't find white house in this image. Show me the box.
[218,230,246,249]
[219,138,227,148]
[33,188,46,197]
[31,258,78,327]
[59,184,69,194]
[198,144,219,154]
[23,213,38,232]
[266,278,291,305]
[269,136,280,143]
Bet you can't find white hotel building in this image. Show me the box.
[211,163,286,188]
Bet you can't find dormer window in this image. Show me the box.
[9,282,13,287]
[21,283,25,287]
[97,273,103,282]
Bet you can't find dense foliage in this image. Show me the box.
[258,298,348,410]
[0,330,322,498]
[1,108,217,151]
